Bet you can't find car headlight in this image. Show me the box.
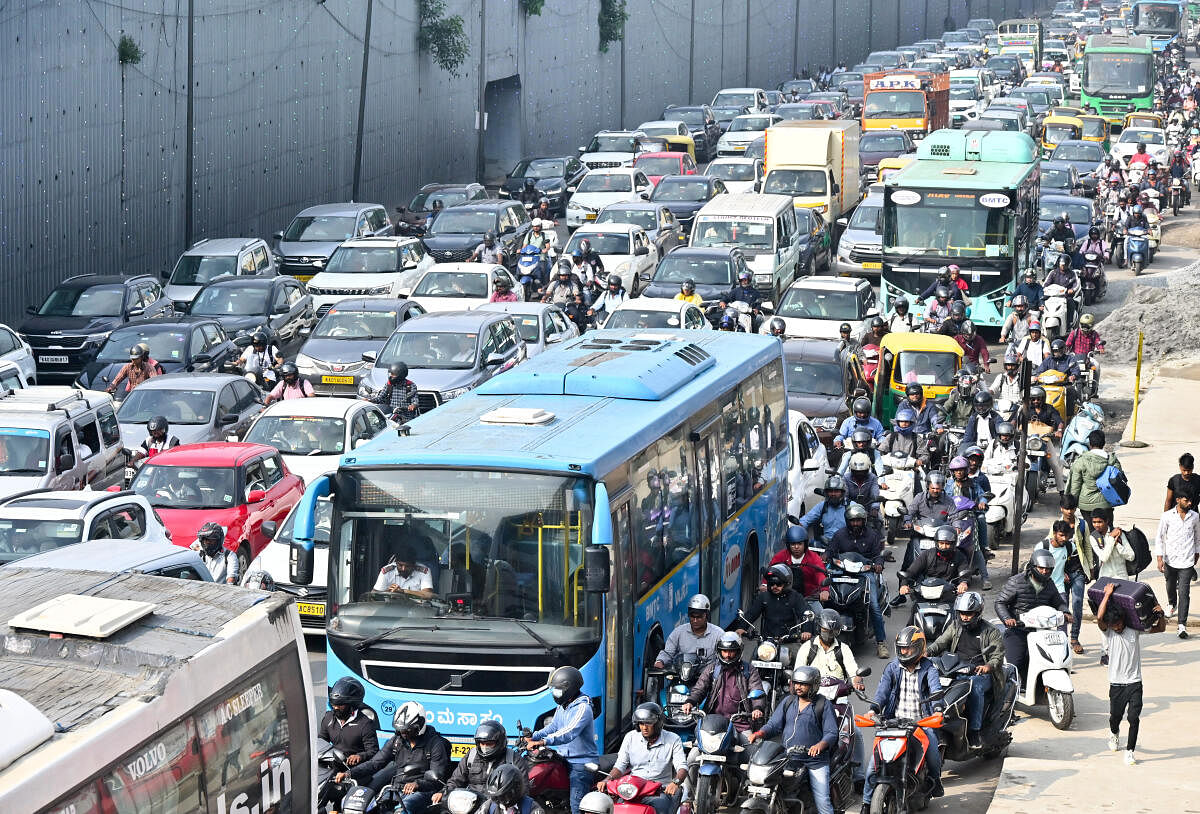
[442,386,470,400]
[85,333,110,345]
[813,205,828,214]
[540,183,564,195]
[498,189,511,197]
[756,641,778,661]
[567,202,582,211]
[816,415,839,430]
[754,273,773,283]
[294,353,316,372]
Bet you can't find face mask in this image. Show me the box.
[551,688,567,703]
[819,629,836,645]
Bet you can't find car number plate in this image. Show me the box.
[293,274,314,283]
[751,660,782,669]
[701,754,726,762]
[863,261,882,269]
[38,355,68,364]
[296,601,326,617]
[585,213,597,220]
[321,375,354,385]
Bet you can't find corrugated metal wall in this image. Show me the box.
[0,0,1052,325]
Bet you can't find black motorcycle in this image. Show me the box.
[734,612,815,709]
[1079,251,1107,304]
[342,766,443,814]
[823,552,883,648]
[737,720,856,814]
[932,652,1019,762]
[891,576,955,640]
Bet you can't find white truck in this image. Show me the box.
[762,120,862,225]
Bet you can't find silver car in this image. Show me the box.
[476,302,579,356]
[273,202,392,283]
[117,372,264,446]
[834,192,883,277]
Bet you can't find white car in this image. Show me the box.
[766,276,879,342]
[408,263,523,312]
[578,130,648,171]
[305,235,434,317]
[563,224,657,295]
[566,168,653,229]
[1110,128,1169,166]
[602,297,711,331]
[477,301,579,356]
[787,412,831,519]
[0,490,171,566]
[243,397,390,484]
[0,323,35,387]
[716,114,782,156]
[704,157,764,193]
[711,87,770,113]
[246,494,331,634]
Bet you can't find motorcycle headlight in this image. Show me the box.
[746,764,772,785]
[616,783,639,801]
[877,737,906,762]
[757,641,778,662]
[698,730,725,753]
[1027,436,1044,451]
[442,386,470,400]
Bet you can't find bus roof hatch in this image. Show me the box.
[8,593,156,639]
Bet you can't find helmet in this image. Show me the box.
[1053,215,1064,226]
[1011,294,1028,309]
[948,455,969,472]
[849,452,872,472]
[242,570,275,591]
[539,196,550,206]
[852,397,871,417]
[784,525,809,548]
[817,608,844,644]
[1022,268,1036,280]
[682,278,696,293]
[549,666,584,704]
[839,322,852,336]
[580,792,615,814]
[1088,226,1100,239]
[389,362,409,381]
[905,382,924,399]
[1050,338,1066,358]
[964,445,984,460]
[329,676,367,708]
[961,319,976,337]
[486,764,527,808]
[688,594,712,615]
[484,229,496,245]
[790,665,821,688]
[895,625,927,667]
[393,701,427,737]
[765,563,793,590]
[531,218,543,228]
[738,270,752,282]
[934,525,958,547]
[845,502,868,523]
[997,421,1015,440]
[870,316,885,331]
[954,591,984,632]
[950,300,966,318]
[716,631,743,664]
[474,720,508,759]
[824,474,846,498]
[197,521,225,546]
[607,274,622,288]
[935,284,951,300]
[894,406,917,431]
[1028,320,1042,333]
[280,362,299,381]
[1060,210,1072,223]
[558,259,573,275]
[1133,204,1144,214]
[1030,385,1046,404]
[769,317,786,336]
[632,702,664,736]
[1055,255,1070,271]
[524,178,536,189]
[251,330,269,346]
[894,298,909,313]
[129,345,146,361]
[494,275,511,291]
[1004,351,1019,368]
[147,415,169,435]
[1030,549,1056,578]
[972,390,993,413]
[947,263,961,275]
[579,239,592,253]
[1080,313,1095,329]
[927,471,947,489]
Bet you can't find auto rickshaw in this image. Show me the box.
[662,134,697,162]
[1125,111,1164,130]
[1078,115,1111,151]
[872,331,964,423]
[876,155,915,182]
[1049,106,1086,119]
[1041,115,1084,158]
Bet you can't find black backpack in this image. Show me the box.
[1125,526,1153,577]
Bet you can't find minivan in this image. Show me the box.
[689,193,801,306]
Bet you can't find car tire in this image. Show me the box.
[237,543,252,580]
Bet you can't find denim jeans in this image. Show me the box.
[644,787,681,814]
[866,571,887,643]
[804,762,835,814]
[1061,571,1085,641]
[862,728,940,804]
[569,761,593,814]
[399,791,435,814]
[965,675,990,732]
[851,722,865,782]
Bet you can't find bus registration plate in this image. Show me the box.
[297,602,325,618]
[450,742,473,759]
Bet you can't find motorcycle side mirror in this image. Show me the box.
[787,514,801,525]
[856,667,872,678]
[747,688,766,700]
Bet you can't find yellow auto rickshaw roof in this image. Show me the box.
[1050,107,1086,118]
[1042,114,1085,128]
[879,332,964,357]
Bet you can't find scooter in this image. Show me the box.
[1012,605,1075,730]
[1126,226,1151,276]
[1025,420,1056,499]
[689,692,764,814]
[342,767,444,814]
[932,653,1019,762]
[1108,222,1125,268]
[879,452,919,548]
[1079,252,1107,305]
[317,740,352,814]
[517,245,546,300]
[1144,201,1162,252]
[1062,401,1105,467]
[1033,368,1072,423]
[1075,348,1103,401]
[854,710,944,813]
[1040,283,1072,341]
[591,758,665,814]
[1037,238,1068,274]
[983,458,1026,542]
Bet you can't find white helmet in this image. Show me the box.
[531,218,544,228]
[687,594,711,614]
[849,452,872,473]
[393,701,427,737]
[580,792,614,814]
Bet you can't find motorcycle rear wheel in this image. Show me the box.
[1132,259,1142,277]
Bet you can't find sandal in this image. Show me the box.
[1071,639,1085,655]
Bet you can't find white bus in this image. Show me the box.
[0,567,315,813]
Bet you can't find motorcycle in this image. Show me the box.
[317,740,352,814]
[1039,283,1073,342]
[982,458,1027,542]
[1011,605,1075,730]
[644,656,706,741]
[878,452,920,548]
[589,757,666,814]
[1126,226,1151,276]
[517,723,572,812]
[736,726,857,814]
[1079,252,1107,305]
[738,614,814,709]
[342,767,444,814]
[1024,420,1056,499]
[1075,349,1103,401]
[1062,400,1105,467]
[854,710,944,814]
[689,693,765,814]
[1171,175,1187,215]
[1108,222,1125,268]
[932,653,1019,762]
[517,245,547,300]
[1144,198,1162,251]
[893,576,955,640]
[824,552,880,648]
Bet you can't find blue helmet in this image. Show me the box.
[785,526,808,547]
[894,406,918,433]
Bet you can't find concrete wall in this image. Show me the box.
[0,0,1053,324]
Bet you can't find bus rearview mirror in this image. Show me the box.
[583,546,611,593]
[290,542,315,586]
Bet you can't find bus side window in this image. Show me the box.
[721,394,751,516]
[657,426,696,570]
[631,448,666,595]
[84,718,203,812]
[761,360,787,457]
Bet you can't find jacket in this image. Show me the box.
[740,588,813,639]
[927,620,1006,699]
[768,548,827,598]
[941,389,975,427]
[962,411,1003,447]
[909,401,943,434]
[825,525,884,566]
[350,726,451,789]
[1067,448,1122,510]
[994,569,1066,624]
[900,548,969,589]
[687,659,767,720]
[876,430,929,467]
[531,694,598,761]
[874,658,944,719]
[834,415,885,443]
[907,492,956,528]
[843,471,881,510]
[1034,355,1080,380]
[318,708,381,762]
[796,499,848,543]
[446,746,528,793]
[372,378,421,416]
[757,693,839,765]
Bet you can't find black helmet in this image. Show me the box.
[824,474,846,500]
[790,665,821,698]
[961,319,976,337]
[682,278,695,293]
[280,362,299,381]
[393,701,427,737]
[197,521,225,547]
[486,764,527,808]
[839,322,852,335]
[388,362,409,382]
[852,397,871,418]
[935,284,951,300]
[716,631,743,664]
[1050,338,1066,358]
[769,317,786,336]
[251,330,269,347]
[905,381,924,399]
[329,676,366,708]
[845,502,868,525]
[524,178,536,190]
[549,666,584,705]
[870,316,885,331]
[894,298,909,313]
[1053,215,1064,226]
[607,274,622,288]
[949,300,966,318]
[765,563,793,590]
[129,345,146,361]
[484,229,497,245]
[895,625,927,667]
[1088,226,1100,239]
[817,608,843,644]
[474,719,508,759]
[494,275,512,291]
[934,525,957,548]
[1060,210,1072,223]
[148,415,169,435]
[632,702,664,737]
[972,390,993,413]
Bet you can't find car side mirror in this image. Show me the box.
[299,327,311,338]
[291,539,315,585]
[501,225,516,235]
[578,146,587,154]
[272,231,283,241]
[261,520,278,539]
[832,183,840,194]
[584,545,611,593]
[161,269,172,280]
[126,307,145,319]
[639,270,652,281]
[233,334,252,348]
[362,350,378,364]
[635,245,649,256]
[219,413,239,426]
[57,453,75,472]
[192,353,212,366]
[247,489,267,504]
[485,353,506,367]
[801,457,821,472]
[273,304,289,315]
[25,305,35,315]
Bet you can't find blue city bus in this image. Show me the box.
[292,331,790,753]
[1131,0,1184,51]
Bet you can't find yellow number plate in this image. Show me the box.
[450,742,473,759]
[293,274,314,283]
[321,375,355,385]
[296,602,326,617]
[863,262,882,269]
[585,213,597,221]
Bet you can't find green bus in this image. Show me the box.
[880,129,1040,330]
[1080,34,1156,123]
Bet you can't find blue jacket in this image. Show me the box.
[758,693,839,765]
[835,415,885,444]
[1034,355,1081,380]
[962,410,1003,446]
[531,694,598,762]
[874,658,944,720]
[797,499,848,542]
[909,401,942,435]
[1011,281,1044,309]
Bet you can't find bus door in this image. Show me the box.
[606,497,636,739]
[692,426,722,602]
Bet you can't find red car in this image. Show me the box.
[128,442,304,572]
[632,151,698,186]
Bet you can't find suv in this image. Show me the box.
[305,236,433,317]
[273,203,393,282]
[400,183,489,223]
[187,275,315,346]
[19,274,174,384]
[0,489,171,566]
[162,238,276,310]
[769,276,879,342]
[578,130,649,171]
[782,339,872,448]
[422,200,532,266]
[661,105,723,162]
[0,387,125,495]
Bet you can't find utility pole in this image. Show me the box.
[351,0,374,201]
[831,0,838,69]
[792,0,801,79]
[476,0,488,184]
[184,0,195,250]
[619,14,627,128]
[867,0,874,52]
[1010,358,1033,576]
[688,0,697,103]
[744,0,751,85]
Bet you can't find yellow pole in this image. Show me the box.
[1123,332,1149,449]
[537,515,545,618]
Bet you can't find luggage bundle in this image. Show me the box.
[1087,577,1164,632]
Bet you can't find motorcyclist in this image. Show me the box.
[130,414,181,462]
[885,297,916,333]
[983,421,1019,468]
[989,352,1023,404]
[588,275,628,323]
[825,503,889,659]
[533,196,555,224]
[926,592,1007,750]
[837,429,879,475]
[480,764,546,814]
[737,565,815,640]
[798,609,867,788]
[962,390,1003,449]
[1012,321,1050,367]
[833,397,885,449]
[866,316,888,346]
[998,295,1035,345]
[1043,214,1075,244]
[938,300,967,339]
[654,594,724,671]
[1034,339,1082,413]
[370,362,420,421]
[899,525,970,597]
[1064,313,1104,397]
[1044,255,1080,330]
[318,677,380,809]
[604,703,687,814]
[1025,385,1067,492]
[237,331,284,383]
[1078,226,1107,264]
[948,454,991,589]
[263,362,314,405]
[922,285,954,331]
[918,266,964,302]
[525,666,598,814]
[190,521,239,584]
[904,473,956,570]
[675,278,703,305]
[876,406,930,470]
[107,345,158,395]
[470,230,506,264]
[769,527,830,602]
[955,320,990,373]
[723,270,763,312]
[340,701,451,806]
[438,721,528,804]
[994,549,1071,680]
[522,219,554,284]
[794,475,850,547]
[543,262,585,306]
[1127,142,1152,168]
[941,370,981,428]
[903,382,943,435]
[844,453,882,523]
[519,178,541,207]
[682,632,768,729]
[577,239,606,279]
[1169,151,1192,204]
[767,316,787,338]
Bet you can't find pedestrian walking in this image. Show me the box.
[1067,430,1125,527]
[1095,582,1165,766]
[1089,511,1135,664]
[1154,492,1200,639]
[1035,520,1089,654]
[1163,453,1200,511]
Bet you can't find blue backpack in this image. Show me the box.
[1096,456,1130,507]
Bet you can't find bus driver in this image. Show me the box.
[374,541,435,599]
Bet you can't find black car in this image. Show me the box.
[396,182,489,227]
[421,200,533,266]
[19,274,174,383]
[661,105,723,161]
[648,175,728,233]
[709,105,749,133]
[859,130,915,172]
[294,297,427,396]
[186,275,315,347]
[986,56,1025,84]
[782,338,871,448]
[796,208,832,274]
[640,247,748,305]
[75,317,239,391]
[498,156,587,215]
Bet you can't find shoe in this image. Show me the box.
[1108,733,1120,752]
[982,579,993,590]
[1180,625,1189,639]
[883,551,896,562]
[853,779,865,794]
[1167,605,1176,618]
[1125,750,1137,765]
[931,779,945,798]
[983,550,996,560]
[1072,639,1085,655]
[877,642,890,659]
[968,731,982,749]
[1101,654,1109,666]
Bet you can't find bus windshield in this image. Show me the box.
[1133,2,1180,32]
[330,469,601,644]
[1082,53,1153,95]
[884,191,1012,259]
[865,91,927,118]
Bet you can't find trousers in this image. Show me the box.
[1164,564,1195,625]
[1109,681,1143,751]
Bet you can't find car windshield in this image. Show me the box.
[639,125,682,138]
[1053,143,1102,162]
[777,104,819,120]
[190,285,268,316]
[577,174,633,193]
[510,159,566,179]
[654,255,734,285]
[862,133,909,151]
[949,85,980,100]
[325,247,399,273]
[865,91,926,117]
[1082,53,1153,96]
[1041,167,1075,189]
[595,208,656,231]
[412,272,488,299]
[1010,89,1050,106]
[829,73,862,87]
[729,116,771,132]
[1119,129,1164,145]
[651,178,713,202]
[848,203,883,232]
[98,326,190,363]
[692,218,775,250]
[710,106,744,122]
[170,255,238,286]
[776,288,861,320]
[132,464,238,510]
[0,518,83,563]
[664,109,708,126]
[894,351,959,386]
[565,232,632,255]
[378,331,478,370]
[763,169,827,196]
[119,388,215,425]
[635,156,684,175]
[312,309,399,339]
[713,91,756,108]
[510,315,541,343]
[36,285,125,317]
[1039,199,1092,226]
[410,190,469,210]
[987,57,1019,70]
[428,211,497,235]
[943,31,969,43]
[784,360,845,397]
[706,162,756,181]
[283,215,357,242]
[0,431,49,476]
[843,82,865,100]
[605,309,686,329]
[586,135,638,153]
[1081,119,1107,139]
[246,415,347,455]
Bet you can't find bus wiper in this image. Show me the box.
[354,621,476,651]
[471,615,562,658]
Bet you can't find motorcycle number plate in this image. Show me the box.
[751,660,782,669]
[321,375,354,384]
[1028,450,1045,457]
[919,540,935,549]
[832,577,860,584]
[746,785,772,796]
[1042,631,1067,646]
[669,693,689,704]
[701,754,726,762]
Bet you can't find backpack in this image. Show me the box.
[805,639,848,679]
[1125,526,1153,577]
[1096,456,1131,507]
